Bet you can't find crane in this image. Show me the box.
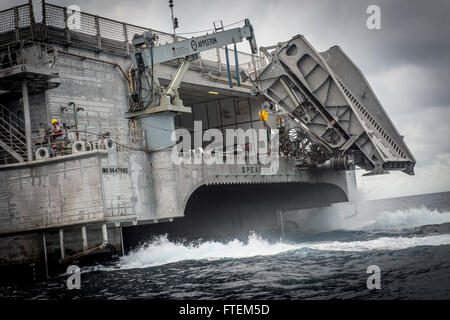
[126,19,257,116]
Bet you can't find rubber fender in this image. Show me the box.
[72,141,86,153]
[35,147,49,159]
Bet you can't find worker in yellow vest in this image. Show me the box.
[51,119,65,155]
[258,101,272,156]
[259,108,268,122]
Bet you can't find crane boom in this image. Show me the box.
[133,21,257,66]
[127,19,257,115]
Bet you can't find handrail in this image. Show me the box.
[43,2,264,68]
[0,121,26,141]
[0,127,26,150]
[0,40,58,71]
[0,116,26,145]
[0,125,26,147]
[0,103,27,160]
[0,42,25,69]
[0,2,266,73]
[0,103,25,130]
[0,131,26,155]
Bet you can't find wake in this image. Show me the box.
[115,232,450,270]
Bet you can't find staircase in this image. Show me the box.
[0,103,27,164]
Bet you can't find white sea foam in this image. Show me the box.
[354,207,450,230]
[118,233,298,269]
[295,206,450,232]
[116,232,450,269]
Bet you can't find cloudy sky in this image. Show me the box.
[3,0,449,199]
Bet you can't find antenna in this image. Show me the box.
[168,0,179,37]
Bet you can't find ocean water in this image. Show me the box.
[1,204,450,299]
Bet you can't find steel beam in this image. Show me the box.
[21,80,33,161]
[59,229,65,259]
[42,232,49,279]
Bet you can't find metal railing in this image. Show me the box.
[0,103,27,161]
[0,111,147,165]
[0,3,35,45]
[0,2,266,74]
[0,41,24,69]
[0,40,58,72]
[43,3,265,69]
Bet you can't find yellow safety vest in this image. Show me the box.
[259,109,268,122]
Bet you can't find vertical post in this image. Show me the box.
[120,226,124,256]
[142,129,147,149]
[168,0,177,40]
[9,115,12,146]
[28,0,36,37]
[14,6,20,41]
[63,7,70,45]
[216,47,222,74]
[42,0,48,41]
[7,44,12,68]
[95,16,101,51]
[42,232,49,279]
[234,43,241,86]
[81,226,88,251]
[70,102,79,140]
[123,23,129,55]
[224,46,233,88]
[21,80,33,161]
[59,229,65,259]
[251,53,257,76]
[133,119,138,142]
[278,210,285,239]
[102,223,108,243]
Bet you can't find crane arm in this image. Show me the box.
[134,19,257,66]
[128,19,257,115]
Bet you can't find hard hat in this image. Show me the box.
[51,119,58,124]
